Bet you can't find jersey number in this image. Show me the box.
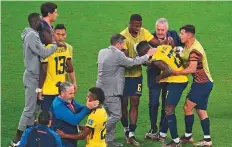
[54,56,66,75]
[137,84,142,92]
[100,122,106,140]
[167,50,182,68]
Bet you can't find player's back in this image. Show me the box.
[152,45,188,83]
[86,106,108,147]
[42,44,71,95]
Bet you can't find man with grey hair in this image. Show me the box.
[145,17,183,139]
[50,81,99,147]
[96,34,156,147]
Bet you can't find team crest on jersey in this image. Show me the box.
[88,119,94,125]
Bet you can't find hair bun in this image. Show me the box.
[56,81,62,87]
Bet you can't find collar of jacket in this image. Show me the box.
[108,45,119,50]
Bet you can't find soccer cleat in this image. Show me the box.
[152,133,167,142]
[180,135,194,143]
[194,139,212,147]
[144,129,157,140]
[124,130,129,141]
[127,136,140,146]
[162,140,182,147]
[9,140,20,147]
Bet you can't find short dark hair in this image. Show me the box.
[28,12,40,26]
[40,2,58,17]
[136,41,150,54]
[89,87,105,104]
[180,24,195,35]
[38,110,52,125]
[110,34,126,45]
[130,14,142,21]
[54,24,66,30]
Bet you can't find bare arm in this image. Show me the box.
[39,63,48,89]
[66,58,77,92]
[174,61,197,75]
[153,60,172,82]
[173,50,200,75]
[57,127,91,140]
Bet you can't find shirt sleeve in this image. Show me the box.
[189,49,203,62]
[85,113,96,129]
[117,51,149,67]
[68,44,73,58]
[27,33,57,58]
[144,29,154,42]
[53,103,90,126]
[18,128,33,147]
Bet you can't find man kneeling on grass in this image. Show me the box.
[57,87,108,147]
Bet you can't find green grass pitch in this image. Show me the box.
[1,1,232,147]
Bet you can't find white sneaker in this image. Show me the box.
[9,140,20,147]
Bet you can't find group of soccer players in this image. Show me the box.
[118,14,213,147]
[10,2,213,147]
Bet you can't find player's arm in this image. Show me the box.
[39,62,48,89]
[173,50,199,75]
[65,58,77,91]
[152,60,172,82]
[38,61,48,100]
[57,127,91,140]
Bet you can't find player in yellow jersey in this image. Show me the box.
[172,25,214,147]
[120,14,167,146]
[54,24,77,88]
[57,87,108,147]
[38,28,76,111]
[136,41,188,147]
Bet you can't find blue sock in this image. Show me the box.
[167,114,178,139]
[121,118,128,128]
[129,124,137,132]
[185,114,194,134]
[201,118,210,136]
[159,116,168,133]
[149,104,159,132]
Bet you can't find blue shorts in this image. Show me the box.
[41,95,58,111]
[166,82,188,106]
[187,82,213,110]
[123,76,142,97]
[149,82,168,107]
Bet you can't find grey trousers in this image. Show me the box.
[104,96,122,142]
[18,71,40,131]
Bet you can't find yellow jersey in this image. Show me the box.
[86,106,108,147]
[64,42,74,82]
[41,44,71,95]
[120,27,153,77]
[181,39,213,83]
[151,45,188,83]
